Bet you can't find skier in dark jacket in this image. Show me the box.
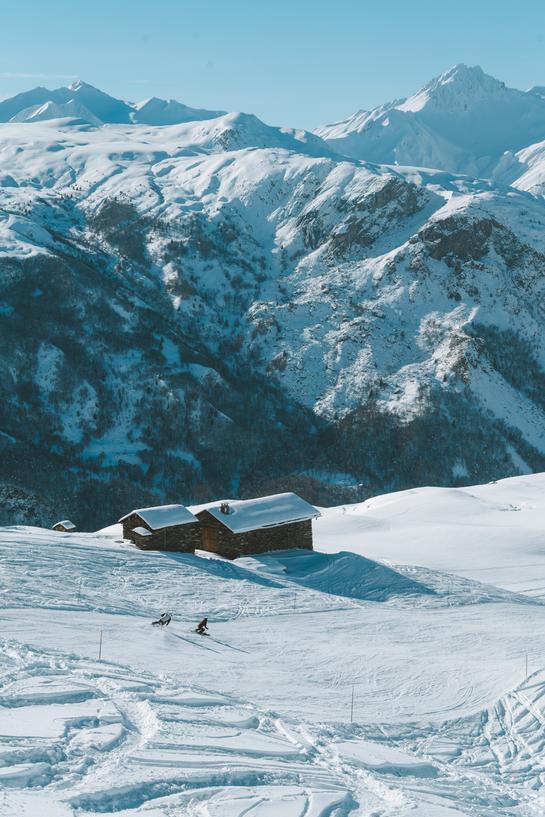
[196,617,208,634]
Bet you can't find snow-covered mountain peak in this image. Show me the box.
[68,79,93,92]
[133,95,169,112]
[130,95,225,125]
[9,98,103,126]
[398,63,503,114]
[169,110,334,156]
[317,64,545,175]
[440,62,484,81]
[0,81,225,127]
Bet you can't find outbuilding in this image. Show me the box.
[195,492,320,559]
[119,504,200,552]
[53,520,76,533]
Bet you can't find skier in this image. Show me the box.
[152,612,171,626]
[195,617,209,635]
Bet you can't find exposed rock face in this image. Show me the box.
[1,111,545,527]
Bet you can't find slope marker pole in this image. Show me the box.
[98,630,103,661]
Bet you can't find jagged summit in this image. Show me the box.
[68,79,94,91]
[397,63,505,113]
[316,64,545,175]
[439,62,484,78]
[0,80,224,126]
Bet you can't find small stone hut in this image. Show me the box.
[53,520,76,533]
[119,504,200,551]
[195,492,320,560]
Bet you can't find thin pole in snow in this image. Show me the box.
[98,630,103,661]
[350,685,355,724]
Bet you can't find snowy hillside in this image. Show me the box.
[2,473,545,815]
[317,64,545,177]
[1,72,545,525]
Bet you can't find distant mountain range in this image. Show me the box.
[3,66,545,186]
[1,65,545,527]
[0,79,225,126]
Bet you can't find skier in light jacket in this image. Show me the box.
[152,612,171,626]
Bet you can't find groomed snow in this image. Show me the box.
[2,473,545,815]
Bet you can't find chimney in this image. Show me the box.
[220,502,230,515]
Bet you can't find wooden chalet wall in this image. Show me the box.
[122,512,201,552]
[195,510,313,559]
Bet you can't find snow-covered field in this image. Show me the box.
[2,473,545,815]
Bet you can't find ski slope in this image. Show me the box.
[2,474,545,815]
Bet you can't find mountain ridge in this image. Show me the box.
[1,67,545,526]
[0,79,226,126]
[316,64,545,177]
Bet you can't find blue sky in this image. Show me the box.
[1,0,545,128]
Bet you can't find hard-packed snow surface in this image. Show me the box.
[2,473,545,815]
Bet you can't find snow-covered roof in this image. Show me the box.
[53,520,76,530]
[132,526,152,537]
[119,504,198,530]
[197,492,320,534]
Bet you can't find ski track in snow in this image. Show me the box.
[0,641,355,816]
[3,475,545,814]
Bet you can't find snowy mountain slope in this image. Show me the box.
[318,472,545,593]
[9,99,104,126]
[1,116,543,515]
[317,64,545,177]
[2,473,545,815]
[500,138,545,195]
[131,96,226,125]
[0,79,225,126]
[1,72,545,524]
[0,86,66,121]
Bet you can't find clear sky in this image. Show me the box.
[1,0,545,129]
